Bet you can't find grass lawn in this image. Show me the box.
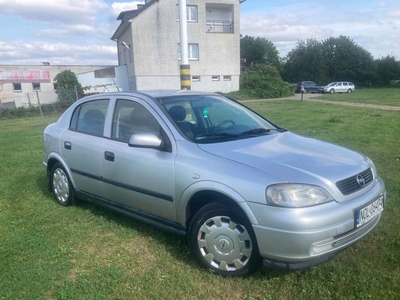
[1,99,399,299]
[315,87,400,106]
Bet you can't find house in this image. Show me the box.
[0,64,114,108]
[111,0,246,93]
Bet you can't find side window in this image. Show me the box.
[111,99,161,142]
[70,99,109,136]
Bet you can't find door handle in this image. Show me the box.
[64,141,72,150]
[104,151,115,161]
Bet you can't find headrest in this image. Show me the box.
[168,105,186,122]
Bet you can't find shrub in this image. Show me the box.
[240,64,294,98]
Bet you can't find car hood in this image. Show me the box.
[197,132,370,185]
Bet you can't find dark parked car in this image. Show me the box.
[43,90,385,277]
[295,81,321,93]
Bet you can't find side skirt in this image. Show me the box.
[75,190,187,237]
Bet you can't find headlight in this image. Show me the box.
[365,156,378,178]
[266,184,334,207]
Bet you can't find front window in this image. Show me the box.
[158,95,282,143]
[111,99,161,142]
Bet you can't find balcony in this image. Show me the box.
[206,3,234,34]
[206,20,233,33]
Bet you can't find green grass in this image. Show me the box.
[316,87,400,106]
[1,98,400,299]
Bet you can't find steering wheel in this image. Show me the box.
[214,119,236,132]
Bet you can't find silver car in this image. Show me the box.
[321,82,355,94]
[43,90,385,277]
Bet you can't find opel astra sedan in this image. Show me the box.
[43,90,385,277]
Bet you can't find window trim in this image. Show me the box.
[13,83,22,93]
[212,76,220,81]
[32,82,41,92]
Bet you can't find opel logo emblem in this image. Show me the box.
[357,174,365,187]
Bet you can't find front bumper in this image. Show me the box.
[248,178,386,269]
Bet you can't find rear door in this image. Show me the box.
[60,98,110,197]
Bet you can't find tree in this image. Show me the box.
[54,70,84,107]
[375,55,400,86]
[321,36,375,86]
[240,35,281,69]
[282,38,327,84]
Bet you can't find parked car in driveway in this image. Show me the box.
[43,90,385,277]
[295,81,321,93]
[320,82,355,94]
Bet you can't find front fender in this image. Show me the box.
[176,180,259,227]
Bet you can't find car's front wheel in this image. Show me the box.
[329,89,335,94]
[50,163,75,206]
[188,202,261,277]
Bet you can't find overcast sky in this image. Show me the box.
[0,0,399,66]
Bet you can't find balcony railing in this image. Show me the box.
[206,20,233,33]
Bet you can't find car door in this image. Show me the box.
[101,97,177,222]
[60,98,110,197]
[336,82,343,92]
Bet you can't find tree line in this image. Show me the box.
[240,35,400,87]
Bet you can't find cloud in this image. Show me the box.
[0,0,108,24]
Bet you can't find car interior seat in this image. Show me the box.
[168,105,194,139]
[83,109,105,135]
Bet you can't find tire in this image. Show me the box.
[188,202,261,277]
[329,89,335,94]
[303,88,308,94]
[347,89,352,94]
[50,163,75,206]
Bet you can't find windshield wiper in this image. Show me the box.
[239,128,281,136]
[196,131,239,139]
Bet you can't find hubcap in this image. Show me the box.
[53,168,69,203]
[197,216,252,271]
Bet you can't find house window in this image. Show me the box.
[187,6,198,22]
[13,83,22,92]
[192,76,200,82]
[176,5,198,22]
[178,43,199,60]
[212,76,220,81]
[33,83,41,91]
[223,76,231,81]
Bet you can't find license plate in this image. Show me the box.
[356,196,384,227]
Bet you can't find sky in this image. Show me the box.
[0,0,399,66]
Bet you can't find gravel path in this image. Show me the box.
[241,93,400,111]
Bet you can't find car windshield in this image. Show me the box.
[327,82,338,87]
[157,94,283,143]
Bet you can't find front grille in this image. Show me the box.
[336,168,373,195]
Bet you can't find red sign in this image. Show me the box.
[0,70,51,83]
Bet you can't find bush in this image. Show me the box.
[0,102,70,120]
[240,64,294,98]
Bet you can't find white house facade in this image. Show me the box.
[111,0,245,93]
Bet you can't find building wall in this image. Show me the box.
[0,65,114,107]
[118,0,241,93]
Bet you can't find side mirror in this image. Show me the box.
[128,133,163,150]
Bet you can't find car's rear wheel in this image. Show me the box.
[188,202,261,277]
[329,89,335,94]
[347,89,352,94]
[303,88,308,93]
[51,163,75,206]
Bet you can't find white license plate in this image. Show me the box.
[356,196,384,228]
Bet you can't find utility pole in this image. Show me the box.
[178,0,190,90]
